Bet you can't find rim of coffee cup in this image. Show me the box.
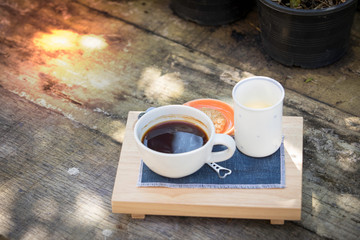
[232,76,285,112]
[134,105,216,156]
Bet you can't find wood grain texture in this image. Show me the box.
[79,0,360,117]
[0,0,359,239]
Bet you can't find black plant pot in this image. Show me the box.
[170,0,254,26]
[257,0,358,68]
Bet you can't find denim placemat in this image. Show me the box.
[137,142,285,189]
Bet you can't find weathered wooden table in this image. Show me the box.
[1,0,359,239]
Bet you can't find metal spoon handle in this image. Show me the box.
[207,162,232,179]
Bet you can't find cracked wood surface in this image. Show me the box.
[0,0,359,239]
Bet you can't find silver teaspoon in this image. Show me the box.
[207,162,232,179]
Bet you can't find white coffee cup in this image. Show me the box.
[232,76,284,157]
[134,105,236,178]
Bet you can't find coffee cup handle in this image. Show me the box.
[207,134,236,163]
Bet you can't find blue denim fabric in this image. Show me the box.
[137,142,285,189]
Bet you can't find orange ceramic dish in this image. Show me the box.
[184,99,234,135]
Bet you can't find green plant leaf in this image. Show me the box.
[290,0,301,8]
[304,77,313,83]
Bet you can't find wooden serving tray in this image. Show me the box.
[112,111,303,224]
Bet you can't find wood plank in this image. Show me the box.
[0,87,122,239]
[131,214,146,219]
[80,0,360,117]
[0,88,324,239]
[270,220,285,225]
[112,112,303,222]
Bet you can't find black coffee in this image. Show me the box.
[142,121,208,154]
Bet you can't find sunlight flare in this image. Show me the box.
[33,29,108,51]
[138,67,184,104]
[33,30,78,51]
[80,35,108,50]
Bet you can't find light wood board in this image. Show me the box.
[112,111,303,224]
